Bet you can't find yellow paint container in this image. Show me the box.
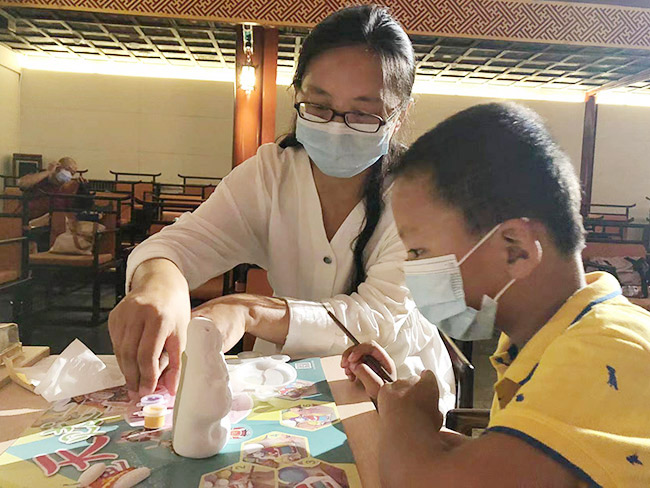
[143,404,167,429]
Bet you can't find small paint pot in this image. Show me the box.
[140,394,165,407]
[143,404,167,429]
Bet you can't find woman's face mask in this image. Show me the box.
[296,116,398,178]
[403,224,515,341]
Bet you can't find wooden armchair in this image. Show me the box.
[582,242,650,311]
[441,333,491,435]
[0,193,31,322]
[28,202,124,325]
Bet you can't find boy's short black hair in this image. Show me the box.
[393,102,585,254]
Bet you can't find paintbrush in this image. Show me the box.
[321,304,394,385]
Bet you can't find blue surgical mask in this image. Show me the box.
[295,117,395,178]
[56,169,72,184]
[404,224,515,341]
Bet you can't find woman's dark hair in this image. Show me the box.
[393,102,585,255]
[279,5,415,293]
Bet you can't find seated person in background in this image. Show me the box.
[18,156,81,222]
[343,103,650,487]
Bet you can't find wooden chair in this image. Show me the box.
[110,170,160,183]
[445,408,491,436]
[582,242,650,311]
[28,201,124,325]
[0,193,31,322]
[442,335,490,436]
[177,174,222,198]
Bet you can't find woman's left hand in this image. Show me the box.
[191,293,291,352]
[191,295,249,352]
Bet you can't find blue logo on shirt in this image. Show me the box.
[606,365,618,390]
[627,454,643,466]
[515,394,524,402]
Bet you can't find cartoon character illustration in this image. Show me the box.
[246,445,302,467]
[231,426,251,440]
[242,434,309,469]
[295,475,343,488]
[281,406,337,431]
[278,463,349,488]
[278,381,318,400]
[202,465,274,488]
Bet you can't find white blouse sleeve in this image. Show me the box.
[282,218,417,358]
[125,145,276,291]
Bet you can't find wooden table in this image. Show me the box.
[0,355,380,487]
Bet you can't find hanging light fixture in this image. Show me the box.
[239,24,256,94]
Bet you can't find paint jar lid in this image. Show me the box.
[140,394,165,406]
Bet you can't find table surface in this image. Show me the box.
[0,355,380,487]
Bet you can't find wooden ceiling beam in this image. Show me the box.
[2,0,650,51]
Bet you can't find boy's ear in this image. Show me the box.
[499,218,543,280]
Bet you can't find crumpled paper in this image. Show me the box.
[12,339,125,402]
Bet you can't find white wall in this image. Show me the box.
[0,46,21,178]
[19,70,235,182]
[14,70,650,223]
[593,105,650,222]
[275,86,585,175]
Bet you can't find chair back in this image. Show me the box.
[2,187,23,214]
[583,242,647,259]
[0,194,29,283]
[0,215,23,276]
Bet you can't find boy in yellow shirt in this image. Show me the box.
[343,102,650,487]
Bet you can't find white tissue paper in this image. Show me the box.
[15,339,125,402]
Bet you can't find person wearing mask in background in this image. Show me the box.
[18,156,81,221]
[109,5,455,411]
[343,103,650,487]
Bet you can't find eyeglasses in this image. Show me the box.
[294,102,397,134]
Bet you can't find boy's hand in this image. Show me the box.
[378,370,444,431]
[341,341,396,400]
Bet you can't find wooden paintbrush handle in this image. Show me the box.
[362,355,393,384]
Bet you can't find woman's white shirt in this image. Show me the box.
[126,143,456,413]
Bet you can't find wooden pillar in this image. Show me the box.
[261,28,278,145]
[580,95,598,217]
[232,25,278,168]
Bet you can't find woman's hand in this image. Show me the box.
[108,259,190,396]
[341,341,396,400]
[191,293,291,350]
[190,296,250,352]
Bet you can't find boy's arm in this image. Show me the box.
[378,373,579,488]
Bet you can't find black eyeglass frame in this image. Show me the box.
[293,102,399,134]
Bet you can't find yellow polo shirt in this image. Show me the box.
[487,272,650,487]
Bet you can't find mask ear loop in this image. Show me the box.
[494,278,516,302]
[458,224,502,266]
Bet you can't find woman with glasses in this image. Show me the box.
[109,5,455,412]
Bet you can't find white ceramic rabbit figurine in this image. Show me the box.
[172,317,232,458]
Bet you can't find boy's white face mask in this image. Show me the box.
[403,224,515,341]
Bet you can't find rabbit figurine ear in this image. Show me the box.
[172,317,232,459]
